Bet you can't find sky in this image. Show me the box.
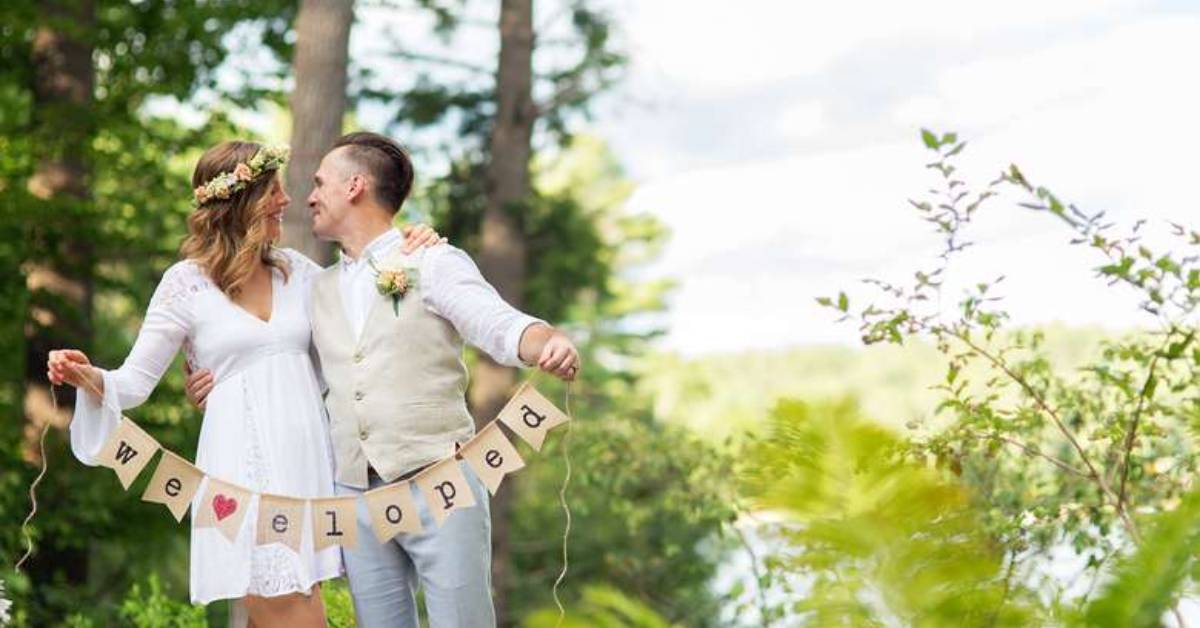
[589,0,1200,355]
[196,1,1200,357]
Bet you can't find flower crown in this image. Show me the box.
[193,145,290,207]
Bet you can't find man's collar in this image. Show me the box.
[339,228,403,268]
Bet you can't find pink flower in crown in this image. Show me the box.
[233,163,253,182]
[194,186,209,203]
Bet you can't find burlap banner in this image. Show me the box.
[195,478,252,542]
[459,421,525,495]
[364,481,423,542]
[257,495,306,552]
[414,458,477,527]
[97,417,161,489]
[86,380,570,552]
[141,451,203,522]
[312,496,358,551]
[497,381,570,451]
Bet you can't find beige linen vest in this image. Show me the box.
[310,252,475,488]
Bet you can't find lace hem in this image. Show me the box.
[246,544,309,597]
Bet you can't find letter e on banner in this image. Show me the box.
[257,495,306,552]
[141,451,203,521]
[497,382,570,451]
[459,422,525,495]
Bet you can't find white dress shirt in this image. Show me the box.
[337,228,542,367]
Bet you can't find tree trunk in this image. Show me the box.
[474,0,535,624]
[24,0,95,586]
[284,0,354,265]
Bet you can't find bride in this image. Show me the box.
[46,140,441,626]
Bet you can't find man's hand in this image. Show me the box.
[183,361,214,410]
[401,223,447,253]
[536,330,581,381]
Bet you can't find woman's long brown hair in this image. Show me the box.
[181,141,289,296]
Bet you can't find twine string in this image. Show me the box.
[551,381,574,627]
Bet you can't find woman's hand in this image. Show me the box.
[182,361,214,410]
[47,349,101,392]
[401,223,447,253]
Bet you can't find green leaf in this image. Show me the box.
[837,292,849,312]
[921,129,939,149]
[1080,489,1200,627]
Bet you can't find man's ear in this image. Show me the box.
[346,173,367,203]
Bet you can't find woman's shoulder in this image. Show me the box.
[153,259,215,304]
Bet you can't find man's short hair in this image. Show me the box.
[332,131,415,214]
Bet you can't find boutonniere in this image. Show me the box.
[369,259,418,316]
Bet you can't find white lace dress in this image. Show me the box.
[68,248,342,605]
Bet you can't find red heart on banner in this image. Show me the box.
[213,494,238,521]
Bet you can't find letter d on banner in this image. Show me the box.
[497,382,570,451]
[96,417,161,489]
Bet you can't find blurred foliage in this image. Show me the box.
[1,0,292,625]
[521,584,672,628]
[489,136,733,625]
[813,130,1200,622]
[641,324,1119,445]
[740,398,1045,626]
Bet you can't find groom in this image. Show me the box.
[188,131,580,626]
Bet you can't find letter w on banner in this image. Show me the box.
[497,381,570,451]
[96,417,161,489]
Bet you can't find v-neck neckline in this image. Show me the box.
[228,268,278,326]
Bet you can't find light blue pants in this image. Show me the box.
[335,461,496,627]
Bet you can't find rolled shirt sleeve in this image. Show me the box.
[419,245,544,367]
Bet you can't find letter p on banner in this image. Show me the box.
[497,381,570,451]
[415,459,476,527]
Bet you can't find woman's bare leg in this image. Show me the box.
[242,584,326,628]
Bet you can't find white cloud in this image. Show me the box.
[776,101,825,141]
[625,0,1141,94]
[618,8,1200,355]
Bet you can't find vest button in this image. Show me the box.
[359,427,369,439]
[353,351,364,363]
[354,391,364,401]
